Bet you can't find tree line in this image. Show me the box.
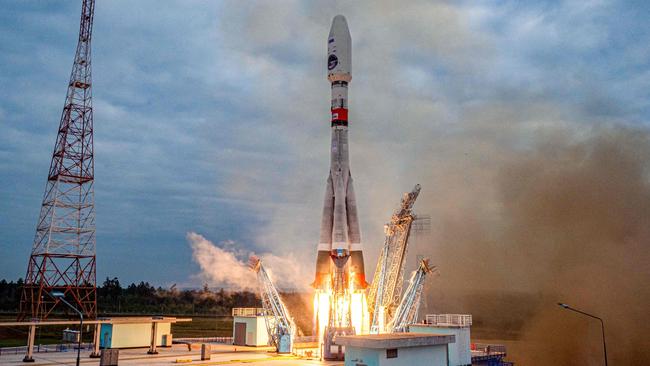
[0,278,260,316]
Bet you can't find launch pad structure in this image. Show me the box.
[249,257,296,354]
[367,185,422,334]
[310,16,436,361]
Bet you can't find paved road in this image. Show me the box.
[0,344,343,366]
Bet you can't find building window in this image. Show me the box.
[386,348,398,358]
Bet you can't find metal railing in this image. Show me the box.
[471,343,508,361]
[0,343,94,357]
[173,337,233,344]
[425,314,472,327]
[231,308,265,317]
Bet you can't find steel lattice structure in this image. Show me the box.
[388,258,434,333]
[248,257,295,352]
[19,0,97,320]
[367,184,421,333]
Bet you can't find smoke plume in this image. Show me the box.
[416,126,650,365]
[188,232,311,291]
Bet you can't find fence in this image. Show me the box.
[472,343,506,355]
[173,337,233,344]
[231,308,265,317]
[425,314,473,327]
[0,343,93,357]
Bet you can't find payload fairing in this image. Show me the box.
[313,15,367,291]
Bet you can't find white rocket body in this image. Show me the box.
[313,15,366,290]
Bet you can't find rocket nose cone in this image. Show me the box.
[329,15,350,38]
[327,15,351,80]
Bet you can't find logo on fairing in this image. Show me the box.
[328,55,338,70]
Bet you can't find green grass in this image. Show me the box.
[0,315,234,347]
[171,316,233,338]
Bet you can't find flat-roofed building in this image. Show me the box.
[337,333,454,366]
[231,307,270,347]
[410,314,473,366]
[99,317,174,349]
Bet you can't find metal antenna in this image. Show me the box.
[19,0,97,320]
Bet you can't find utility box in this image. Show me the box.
[162,334,173,347]
[232,308,270,347]
[99,348,119,366]
[62,329,80,343]
[278,334,292,354]
[201,344,211,360]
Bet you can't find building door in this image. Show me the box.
[234,322,247,346]
[99,324,112,349]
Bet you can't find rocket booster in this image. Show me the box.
[313,15,367,290]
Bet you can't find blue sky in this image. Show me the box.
[1,0,649,288]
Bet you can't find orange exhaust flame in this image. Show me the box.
[313,268,369,355]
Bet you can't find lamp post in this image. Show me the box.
[558,303,607,366]
[51,291,83,366]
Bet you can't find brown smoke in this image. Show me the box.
[415,126,650,365]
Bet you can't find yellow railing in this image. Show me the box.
[232,307,265,317]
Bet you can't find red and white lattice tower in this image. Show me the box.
[19,0,97,320]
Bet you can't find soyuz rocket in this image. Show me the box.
[313,15,367,290]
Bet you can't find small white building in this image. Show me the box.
[99,317,173,349]
[232,308,270,347]
[337,333,454,366]
[410,314,473,366]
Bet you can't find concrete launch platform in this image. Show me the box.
[0,343,341,366]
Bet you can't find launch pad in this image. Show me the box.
[323,326,355,360]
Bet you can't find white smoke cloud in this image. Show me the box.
[188,232,253,290]
[187,231,311,291]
